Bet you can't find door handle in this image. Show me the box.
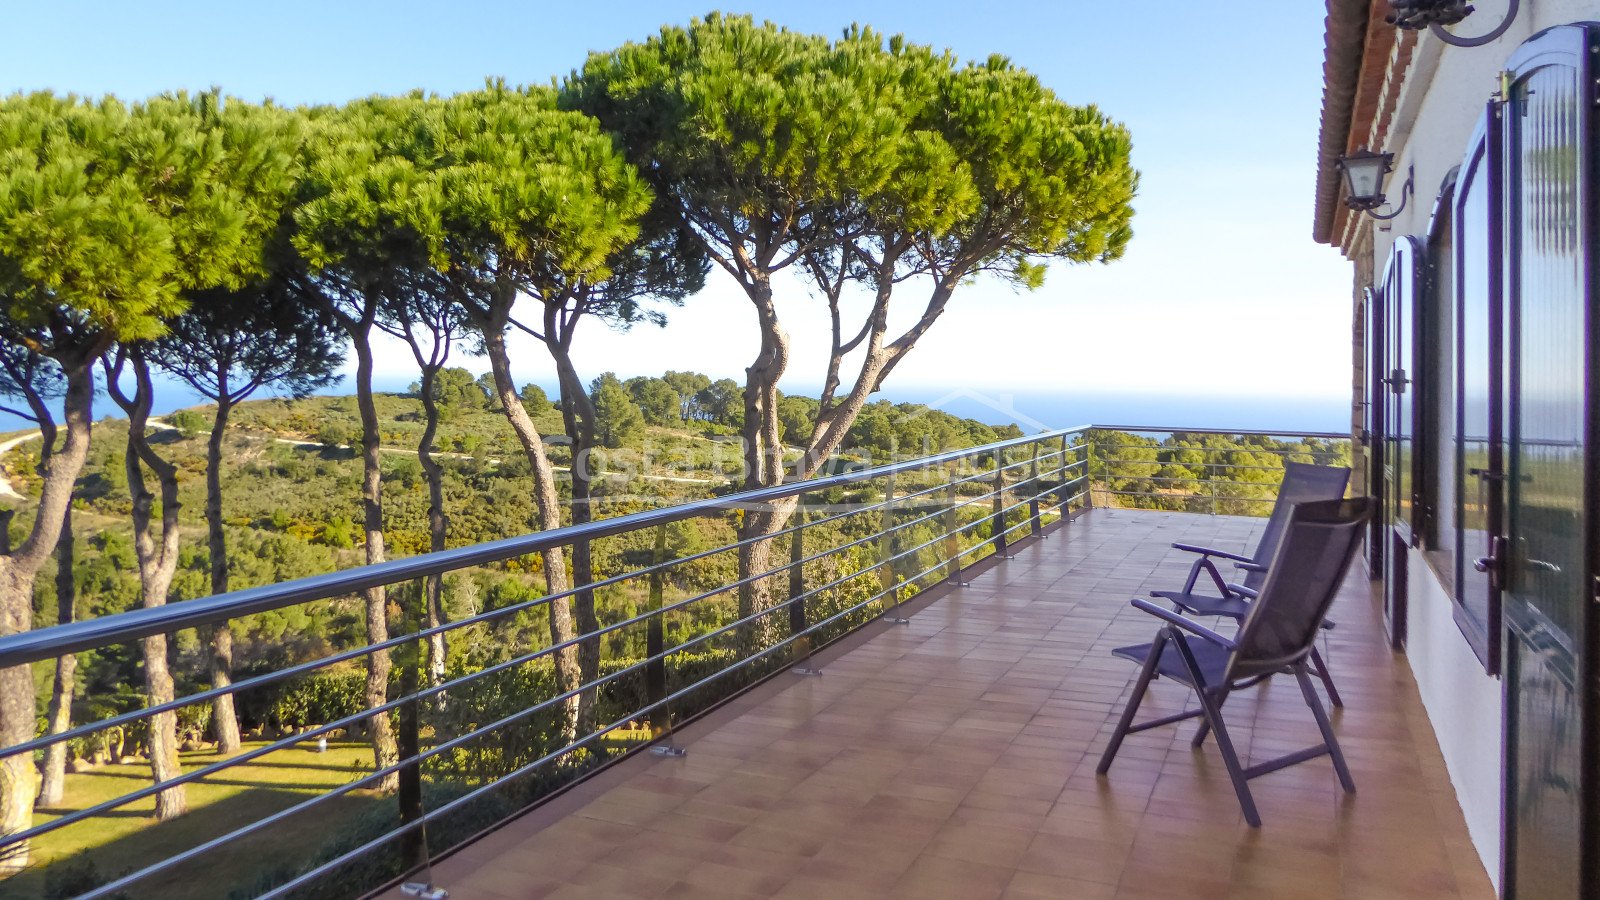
[1474,536,1507,589]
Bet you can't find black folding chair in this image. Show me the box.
[1152,461,1350,706]
[1096,497,1371,827]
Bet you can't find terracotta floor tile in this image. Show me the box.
[1003,870,1119,899]
[773,873,885,900]
[891,853,1015,900]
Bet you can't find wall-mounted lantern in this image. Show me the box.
[1387,0,1474,29]
[1387,0,1521,47]
[1337,149,1414,220]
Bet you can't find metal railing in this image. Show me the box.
[1084,426,1351,516]
[0,424,1348,900]
[0,427,1100,900]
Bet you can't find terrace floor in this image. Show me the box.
[401,509,1496,900]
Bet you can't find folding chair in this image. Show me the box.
[1152,461,1350,706]
[1096,497,1372,827]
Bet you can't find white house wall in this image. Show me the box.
[1401,547,1505,890]
[1355,2,1600,891]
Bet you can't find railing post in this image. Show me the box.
[790,509,821,675]
[1028,442,1043,539]
[396,636,425,869]
[1208,447,1217,516]
[1086,436,1096,509]
[881,471,910,624]
[1055,434,1070,518]
[991,449,1013,560]
[944,460,968,586]
[647,524,686,754]
[395,592,447,898]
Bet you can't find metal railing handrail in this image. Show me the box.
[36,438,1083,900]
[0,425,1092,669]
[1087,424,1349,440]
[0,441,1079,765]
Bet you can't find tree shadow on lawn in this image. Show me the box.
[12,787,384,900]
[9,742,383,900]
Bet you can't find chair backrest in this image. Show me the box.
[1227,497,1372,679]
[1240,462,1351,591]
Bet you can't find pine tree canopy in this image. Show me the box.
[0,93,177,351]
[919,58,1137,283]
[562,13,906,280]
[563,13,1136,287]
[431,82,652,296]
[0,91,310,359]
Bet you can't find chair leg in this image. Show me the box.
[1190,690,1227,749]
[1097,632,1168,776]
[1168,630,1260,827]
[1295,665,1355,794]
[1310,646,1343,708]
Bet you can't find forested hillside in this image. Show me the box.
[0,371,1022,741]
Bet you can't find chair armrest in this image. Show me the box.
[1234,561,1268,573]
[1227,584,1259,599]
[1131,598,1237,649]
[1170,543,1254,564]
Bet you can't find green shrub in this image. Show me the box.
[235,669,369,733]
[591,649,775,730]
[320,517,355,549]
[44,853,131,900]
[317,421,349,449]
[167,409,208,437]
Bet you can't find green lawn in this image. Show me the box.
[10,741,385,900]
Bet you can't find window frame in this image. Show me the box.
[1446,107,1505,674]
[1420,167,1460,588]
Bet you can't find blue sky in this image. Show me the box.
[2,1,1352,411]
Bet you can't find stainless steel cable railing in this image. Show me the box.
[1085,426,1351,515]
[0,424,1347,900]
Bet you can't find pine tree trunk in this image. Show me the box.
[416,367,447,687]
[38,507,77,806]
[351,335,398,792]
[144,632,186,819]
[735,497,801,648]
[117,353,189,821]
[735,276,792,649]
[0,564,38,873]
[0,353,99,874]
[206,395,241,754]
[476,319,578,735]
[551,345,598,734]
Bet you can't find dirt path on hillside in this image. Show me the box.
[157,419,724,485]
[0,417,721,507]
[0,431,43,500]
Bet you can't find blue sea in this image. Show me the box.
[878,387,1348,436]
[0,374,1349,438]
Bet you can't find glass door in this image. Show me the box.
[1454,114,1503,670]
[1379,238,1422,648]
[1499,25,1593,899]
[1366,286,1385,573]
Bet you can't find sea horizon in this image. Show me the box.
[0,374,1350,439]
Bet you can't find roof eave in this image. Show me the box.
[1313,0,1387,245]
